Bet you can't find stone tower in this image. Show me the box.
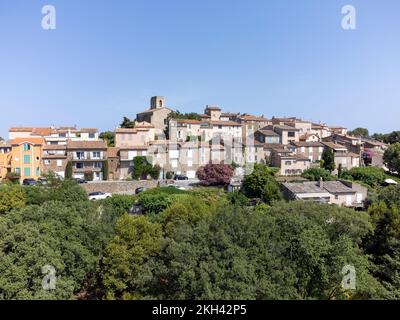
[150,96,165,109]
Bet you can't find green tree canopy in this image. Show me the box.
[115,201,384,300]
[321,149,335,173]
[0,184,26,215]
[99,131,115,147]
[242,164,281,204]
[301,168,334,181]
[120,117,135,129]
[349,128,369,138]
[341,167,387,187]
[383,142,400,174]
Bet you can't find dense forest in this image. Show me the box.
[0,165,399,300]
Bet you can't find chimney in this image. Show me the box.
[318,177,324,188]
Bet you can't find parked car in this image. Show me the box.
[74,178,87,184]
[88,192,112,201]
[135,187,147,194]
[37,177,48,185]
[174,174,188,180]
[22,178,37,186]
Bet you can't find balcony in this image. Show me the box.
[72,154,103,161]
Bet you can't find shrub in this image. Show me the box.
[341,167,386,187]
[301,168,334,181]
[196,164,234,186]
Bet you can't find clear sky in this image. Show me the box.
[0,0,399,138]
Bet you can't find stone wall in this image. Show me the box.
[81,180,159,194]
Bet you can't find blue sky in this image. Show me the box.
[0,0,399,138]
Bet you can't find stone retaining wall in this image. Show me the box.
[81,180,159,194]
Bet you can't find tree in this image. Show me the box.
[5,172,20,184]
[132,156,153,180]
[363,202,400,298]
[349,127,369,138]
[120,117,135,129]
[103,160,109,181]
[301,168,334,181]
[242,164,281,204]
[99,131,115,147]
[100,215,163,299]
[0,198,112,299]
[383,142,400,174]
[65,161,73,180]
[137,202,383,299]
[387,131,400,145]
[0,185,26,215]
[321,149,335,173]
[150,164,161,180]
[196,164,234,186]
[340,167,386,187]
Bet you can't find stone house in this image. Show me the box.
[289,141,324,163]
[281,180,367,208]
[66,140,107,181]
[42,144,68,178]
[270,147,311,176]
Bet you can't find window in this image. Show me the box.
[288,132,295,137]
[76,163,84,169]
[23,143,31,151]
[188,160,193,167]
[59,133,66,138]
[94,162,102,169]
[23,155,31,164]
[36,167,40,176]
[15,168,20,174]
[285,161,292,165]
[57,160,62,167]
[44,160,51,165]
[335,195,339,200]
[218,125,222,129]
[24,167,31,177]
[92,151,101,159]
[89,133,95,139]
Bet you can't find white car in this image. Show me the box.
[88,192,112,201]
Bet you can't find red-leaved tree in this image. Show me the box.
[196,163,234,186]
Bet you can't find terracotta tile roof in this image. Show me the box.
[240,114,269,121]
[43,144,67,150]
[208,120,241,126]
[11,137,44,145]
[135,121,154,128]
[258,129,279,136]
[32,128,53,136]
[80,128,98,133]
[118,145,149,150]
[321,141,347,151]
[9,127,35,132]
[67,140,107,150]
[290,141,324,147]
[175,119,201,124]
[137,107,173,114]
